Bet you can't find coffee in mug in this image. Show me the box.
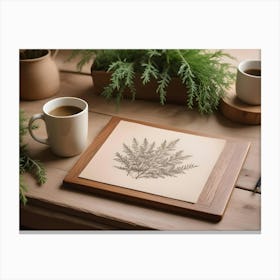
[49,105,83,117]
[244,68,261,76]
[235,60,261,105]
[28,97,88,157]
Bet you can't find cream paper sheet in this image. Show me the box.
[79,121,226,203]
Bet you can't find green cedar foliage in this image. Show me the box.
[69,49,235,114]
[20,110,47,205]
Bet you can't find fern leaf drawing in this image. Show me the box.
[114,138,198,179]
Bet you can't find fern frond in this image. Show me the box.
[67,49,97,71]
[104,60,136,103]
[156,69,171,105]
[20,151,47,185]
[176,49,235,113]
[147,49,162,58]
[141,62,159,84]
[102,84,115,100]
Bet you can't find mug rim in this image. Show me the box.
[43,97,88,118]
[238,59,261,79]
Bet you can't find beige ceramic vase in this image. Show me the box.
[20,50,60,100]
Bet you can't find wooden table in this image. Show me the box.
[20,50,261,230]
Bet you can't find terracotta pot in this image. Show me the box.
[91,70,188,105]
[20,50,60,100]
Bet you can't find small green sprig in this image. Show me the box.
[102,60,136,106]
[20,110,47,205]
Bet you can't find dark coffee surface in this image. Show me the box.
[49,105,82,116]
[244,68,261,76]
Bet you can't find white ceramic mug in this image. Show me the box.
[236,60,261,105]
[28,97,88,157]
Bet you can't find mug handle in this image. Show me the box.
[28,113,49,145]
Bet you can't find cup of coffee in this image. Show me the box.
[28,97,88,157]
[235,59,261,105]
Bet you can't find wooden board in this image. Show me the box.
[220,90,261,125]
[63,117,250,222]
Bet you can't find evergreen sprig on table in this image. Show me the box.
[114,138,197,179]
[20,110,47,205]
[68,49,235,114]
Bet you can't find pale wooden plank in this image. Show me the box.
[20,204,115,230]
[21,161,260,230]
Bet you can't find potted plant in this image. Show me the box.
[20,49,60,100]
[69,49,235,114]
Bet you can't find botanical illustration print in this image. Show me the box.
[114,138,198,179]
